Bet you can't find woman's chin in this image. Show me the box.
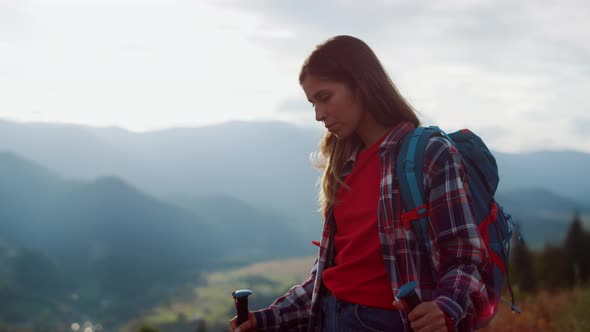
[329,129,342,140]
[331,129,351,140]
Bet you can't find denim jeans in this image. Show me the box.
[320,291,406,332]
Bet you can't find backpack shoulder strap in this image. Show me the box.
[396,127,451,280]
[396,126,448,224]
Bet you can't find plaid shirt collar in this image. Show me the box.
[342,120,416,176]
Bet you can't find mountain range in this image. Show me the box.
[0,119,588,329]
[0,119,587,248]
[0,151,309,265]
[0,150,309,328]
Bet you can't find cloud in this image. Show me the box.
[0,0,293,131]
[0,0,588,153]
[220,0,590,87]
[275,97,310,114]
[217,0,428,56]
[573,117,590,138]
[228,0,590,153]
[0,0,33,42]
[227,0,590,75]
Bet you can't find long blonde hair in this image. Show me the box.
[300,35,421,218]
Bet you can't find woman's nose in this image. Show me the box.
[315,108,326,122]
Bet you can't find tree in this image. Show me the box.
[195,319,207,332]
[137,324,160,332]
[540,243,568,290]
[11,248,63,296]
[563,212,589,286]
[510,237,536,292]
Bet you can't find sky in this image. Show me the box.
[1,0,589,153]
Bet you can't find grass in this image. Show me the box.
[482,285,590,331]
[121,256,316,332]
[123,257,590,332]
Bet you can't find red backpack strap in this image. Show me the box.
[477,202,506,272]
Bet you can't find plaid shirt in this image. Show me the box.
[254,121,491,332]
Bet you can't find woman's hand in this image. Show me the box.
[229,312,257,332]
[392,300,448,332]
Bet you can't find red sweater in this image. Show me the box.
[322,132,395,309]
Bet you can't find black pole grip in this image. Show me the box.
[232,289,253,326]
[236,297,248,325]
[396,281,421,311]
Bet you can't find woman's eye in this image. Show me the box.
[309,94,330,107]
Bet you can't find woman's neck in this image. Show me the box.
[357,122,393,153]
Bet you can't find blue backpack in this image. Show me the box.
[396,126,521,328]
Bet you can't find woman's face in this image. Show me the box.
[301,74,366,140]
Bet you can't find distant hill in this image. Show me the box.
[127,255,317,332]
[0,119,325,239]
[497,188,590,248]
[1,120,589,330]
[497,188,590,216]
[0,152,216,266]
[0,151,310,329]
[495,150,590,204]
[0,152,308,265]
[0,119,588,247]
[168,194,312,261]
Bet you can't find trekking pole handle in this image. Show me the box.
[396,281,421,311]
[232,289,253,326]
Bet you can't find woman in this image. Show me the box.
[230,35,491,332]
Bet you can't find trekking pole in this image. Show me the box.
[396,281,421,311]
[232,289,253,326]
